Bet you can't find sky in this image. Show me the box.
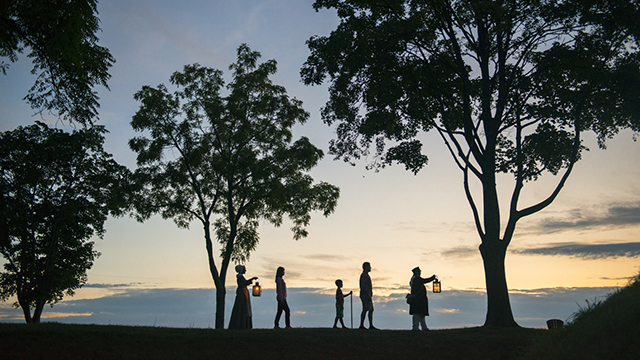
[1,0,639,330]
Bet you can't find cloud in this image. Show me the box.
[512,242,640,260]
[84,283,147,289]
[440,245,478,259]
[389,221,475,234]
[301,254,352,262]
[527,202,640,235]
[0,286,620,329]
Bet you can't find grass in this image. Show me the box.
[521,273,640,360]
[0,323,543,360]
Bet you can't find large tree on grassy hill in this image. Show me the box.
[1,0,115,125]
[0,122,129,323]
[129,44,340,329]
[302,0,640,327]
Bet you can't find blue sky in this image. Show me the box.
[1,0,639,329]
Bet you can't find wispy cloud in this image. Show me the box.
[512,242,640,260]
[302,254,352,262]
[440,245,478,259]
[389,221,475,234]
[525,202,640,235]
[84,282,147,289]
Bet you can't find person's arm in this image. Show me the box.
[238,275,250,286]
[423,275,436,284]
[276,278,286,301]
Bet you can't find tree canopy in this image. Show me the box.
[130,44,340,329]
[0,122,129,323]
[0,0,115,125]
[302,0,640,327]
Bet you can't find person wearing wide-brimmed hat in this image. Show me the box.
[409,266,436,331]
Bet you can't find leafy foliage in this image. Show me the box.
[0,122,129,323]
[130,44,339,328]
[302,0,640,327]
[0,0,115,125]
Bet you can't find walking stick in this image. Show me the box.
[350,293,353,329]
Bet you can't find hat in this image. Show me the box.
[412,267,421,273]
[235,265,245,273]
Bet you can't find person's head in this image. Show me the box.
[412,266,421,276]
[235,265,245,274]
[335,279,343,288]
[276,266,285,278]
[362,262,371,272]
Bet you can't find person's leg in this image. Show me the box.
[420,315,428,330]
[274,300,283,328]
[283,300,291,327]
[412,314,420,330]
[368,309,376,329]
[367,302,377,329]
[359,298,367,328]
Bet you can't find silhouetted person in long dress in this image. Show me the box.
[228,265,258,329]
[274,266,291,328]
[359,262,377,329]
[409,266,436,331]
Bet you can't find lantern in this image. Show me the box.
[252,282,262,297]
[433,278,441,293]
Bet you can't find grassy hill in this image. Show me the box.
[0,323,541,360]
[522,273,640,359]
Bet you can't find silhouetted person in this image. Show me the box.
[359,262,377,329]
[333,279,352,329]
[409,266,436,331]
[274,266,291,329]
[228,265,258,329]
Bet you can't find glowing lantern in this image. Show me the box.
[433,278,441,293]
[252,282,262,297]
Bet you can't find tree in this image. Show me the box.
[302,0,640,327]
[130,44,340,329]
[1,0,115,125]
[0,122,129,323]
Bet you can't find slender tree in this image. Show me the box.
[130,44,340,329]
[0,122,129,323]
[1,0,115,125]
[302,0,640,327]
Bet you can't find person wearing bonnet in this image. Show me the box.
[228,264,258,329]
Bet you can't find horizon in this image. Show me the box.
[0,283,626,330]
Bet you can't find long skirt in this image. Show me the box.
[228,287,252,329]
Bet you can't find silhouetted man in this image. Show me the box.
[359,262,377,329]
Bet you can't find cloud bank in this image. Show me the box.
[528,202,640,235]
[0,285,617,330]
[513,242,640,260]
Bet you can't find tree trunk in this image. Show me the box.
[215,284,226,329]
[32,301,45,323]
[18,296,33,324]
[203,219,227,329]
[480,241,519,327]
[479,150,519,328]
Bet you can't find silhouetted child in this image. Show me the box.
[333,279,352,329]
